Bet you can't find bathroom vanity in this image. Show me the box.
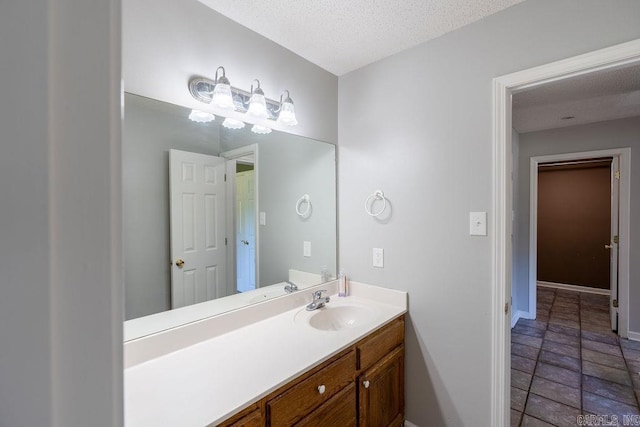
[124,281,407,426]
[220,316,404,426]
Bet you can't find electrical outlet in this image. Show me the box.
[373,248,384,268]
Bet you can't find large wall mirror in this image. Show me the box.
[123,93,337,340]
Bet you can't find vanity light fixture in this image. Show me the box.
[251,124,272,135]
[188,69,298,127]
[276,90,298,126]
[211,66,234,110]
[246,79,268,119]
[188,109,215,123]
[222,117,246,129]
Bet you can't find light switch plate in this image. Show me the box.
[373,248,384,268]
[469,212,487,236]
[303,241,311,257]
[259,212,266,226]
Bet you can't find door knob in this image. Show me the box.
[605,244,613,249]
[363,380,370,389]
[241,240,249,245]
[175,258,185,268]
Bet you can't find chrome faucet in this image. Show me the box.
[306,290,330,311]
[284,281,299,293]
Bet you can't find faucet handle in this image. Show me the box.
[313,290,327,299]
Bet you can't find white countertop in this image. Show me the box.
[124,281,407,427]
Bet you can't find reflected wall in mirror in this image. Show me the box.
[123,93,337,329]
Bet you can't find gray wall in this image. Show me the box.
[123,93,221,320]
[258,135,337,285]
[0,1,122,426]
[515,117,640,329]
[123,0,338,144]
[337,2,640,425]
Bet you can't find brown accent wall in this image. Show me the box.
[537,160,611,289]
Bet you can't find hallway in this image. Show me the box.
[511,287,640,426]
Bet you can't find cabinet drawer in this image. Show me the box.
[267,351,355,427]
[220,408,262,427]
[357,317,404,372]
[295,382,356,427]
[216,403,262,427]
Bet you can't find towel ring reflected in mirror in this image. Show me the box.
[296,194,311,216]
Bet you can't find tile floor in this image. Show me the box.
[511,287,640,426]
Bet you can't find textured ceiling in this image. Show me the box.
[513,64,640,133]
[198,0,524,76]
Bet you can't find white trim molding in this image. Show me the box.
[511,310,531,328]
[627,331,640,342]
[537,281,611,296]
[492,38,640,427]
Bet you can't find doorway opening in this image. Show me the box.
[235,161,256,293]
[527,151,626,335]
[491,39,640,426]
[221,143,260,295]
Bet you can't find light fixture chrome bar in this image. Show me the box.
[189,76,282,120]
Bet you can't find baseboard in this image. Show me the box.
[404,421,419,427]
[537,281,610,296]
[511,310,529,328]
[627,331,640,342]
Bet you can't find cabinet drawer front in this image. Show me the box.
[222,408,262,427]
[268,351,355,427]
[295,382,356,427]
[358,318,404,372]
[215,403,261,427]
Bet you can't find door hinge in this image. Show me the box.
[612,299,619,308]
[504,302,510,314]
[613,235,619,244]
[615,170,621,180]
[224,173,227,182]
[225,237,227,246]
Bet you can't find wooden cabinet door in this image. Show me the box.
[358,346,404,427]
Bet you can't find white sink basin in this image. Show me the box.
[295,301,378,331]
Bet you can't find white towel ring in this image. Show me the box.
[365,190,387,217]
[296,194,311,216]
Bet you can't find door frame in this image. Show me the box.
[491,39,640,427]
[221,144,260,291]
[528,149,630,330]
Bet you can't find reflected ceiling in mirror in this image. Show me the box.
[123,93,336,341]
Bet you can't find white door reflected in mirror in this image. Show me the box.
[170,149,228,308]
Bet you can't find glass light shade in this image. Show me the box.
[188,109,215,123]
[251,124,272,135]
[277,101,298,126]
[211,83,234,110]
[246,93,268,119]
[222,118,245,129]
